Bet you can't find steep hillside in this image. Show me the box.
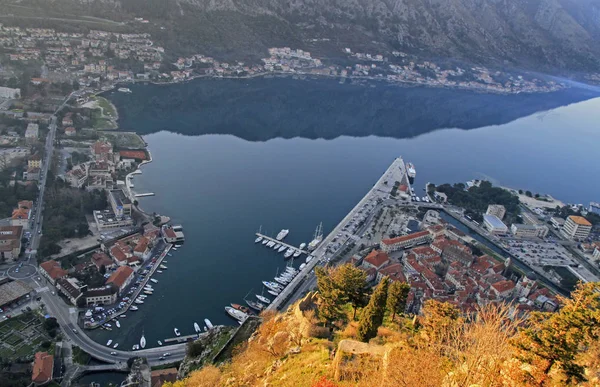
[3,0,600,71]
[165,281,600,387]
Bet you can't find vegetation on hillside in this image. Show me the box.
[166,274,600,387]
[434,181,520,223]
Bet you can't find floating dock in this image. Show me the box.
[255,233,308,256]
[135,193,155,197]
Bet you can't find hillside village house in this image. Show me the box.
[11,200,33,229]
[39,260,67,285]
[85,286,118,306]
[31,352,53,385]
[0,225,23,261]
[106,266,134,295]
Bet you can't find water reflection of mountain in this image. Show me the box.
[108,77,599,141]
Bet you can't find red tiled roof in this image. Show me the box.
[491,280,515,294]
[11,208,29,220]
[119,150,147,160]
[91,252,113,269]
[364,250,389,268]
[18,200,33,210]
[378,263,406,283]
[39,260,67,280]
[134,237,149,253]
[381,230,430,246]
[93,141,112,155]
[32,352,53,384]
[106,266,134,289]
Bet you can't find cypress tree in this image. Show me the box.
[386,281,410,320]
[357,277,389,342]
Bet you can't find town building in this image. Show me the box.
[362,250,390,271]
[28,153,42,169]
[511,223,549,239]
[106,265,134,294]
[376,263,407,283]
[550,217,565,229]
[0,86,21,99]
[64,127,76,136]
[593,246,600,260]
[490,280,516,299]
[39,260,67,285]
[55,277,83,305]
[25,123,39,140]
[85,286,118,306]
[0,225,23,261]
[151,368,178,387]
[26,167,41,181]
[92,141,114,161]
[0,278,33,309]
[109,189,132,217]
[561,216,592,241]
[521,211,542,225]
[482,214,508,234]
[133,236,150,259]
[31,352,53,385]
[161,224,185,244]
[11,201,31,229]
[379,230,432,253]
[93,210,134,230]
[65,164,88,188]
[486,204,506,220]
[442,244,474,266]
[91,252,114,270]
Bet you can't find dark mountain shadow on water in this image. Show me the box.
[107,77,599,141]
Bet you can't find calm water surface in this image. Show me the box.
[90,79,600,348]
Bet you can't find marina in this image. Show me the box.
[254,233,308,257]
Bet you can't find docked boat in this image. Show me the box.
[158,340,163,346]
[261,239,268,245]
[231,303,252,314]
[131,306,139,311]
[274,277,290,286]
[140,333,146,349]
[132,345,137,350]
[246,300,265,312]
[299,243,306,250]
[407,162,416,180]
[113,343,119,349]
[273,243,281,249]
[267,289,280,296]
[293,249,302,258]
[156,270,163,274]
[266,241,275,248]
[135,299,144,304]
[256,295,271,304]
[278,245,286,253]
[284,248,294,258]
[225,306,248,322]
[168,253,172,257]
[194,322,201,333]
[276,229,289,241]
[151,278,158,283]
[204,319,214,330]
[104,323,112,328]
[106,340,113,346]
[120,315,127,318]
[308,223,323,251]
[255,236,263,243]
[159,265,167,269]
[115,320,121,328]
[172,247,178,251]
[118,87,132,93]
[174,328,181,336]
[262,281,283,291]
[299,263,307,270]
[306,256,313,263]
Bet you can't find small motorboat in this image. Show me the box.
[158,340,163,346]
[113,343,119,349]
[204,319,214,330]
[256,295,271,304]
[115,320,121,328]
[106,340,113,346]
[231,303,252,315]
[174,328,181,336]
[194,322,201,333]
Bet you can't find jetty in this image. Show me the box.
[255,233,308,256]
[164,332,203,344]
[135,192,155,197]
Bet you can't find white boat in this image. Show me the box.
[306,256,313,263]
[140,334,146,349]
[135,299,144,304]
[118,87,132,93]
[104,323,112,328]
[273,243,281,249]
[156,270,163,274]
[225,306,248,322]
[255,236,263,243]
[407,162,416,179]
[106,340,113,346]
[278,245,286,253]
[168,253,172,256]
[262,281,283,291]
[172,247,178,251]
[159,265,167,269]
[158,340,163,346]
[293,249,301,258]
[276,229,289,241]
[256,295,271,304]
[299,243,306,250]
[120,315,127,318]
[267,289,280,296]
[284,248,294,258]
[144,290,153,295]
[113,343,119,349]
[266,241,275,248]
[194,322,201,333]
[174,328,181,336]
[274,277,290,285]
[261,239,268,245]
[151,278,158,283]
[308,223,323,251]
[204,319,214,330]
[131,306,139,311]
[299,263,307,270]
[132,345,137,350]
[115,320,121,328]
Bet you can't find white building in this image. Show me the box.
[561,216,592,241]
[486,204,506,220]
[510,223,549,239]
[550,217,565,229]
[24,123,39,141]
[0,86,20,99]
[483,214,508,234]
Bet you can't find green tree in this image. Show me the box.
[357,277,389,342]
[525,191,533,197]
[331,263,367,320]
[513,282,600,384]
[386,281,410,320]
[315,267,346,323]
[419,300,462,348]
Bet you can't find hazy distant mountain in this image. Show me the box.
[6,0,600,71]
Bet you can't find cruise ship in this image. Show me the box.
[407,162,416,183]
[276,229,289,241]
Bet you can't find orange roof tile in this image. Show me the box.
[569,216,592,227]
[32,352,53,384]
[106,266,134,288]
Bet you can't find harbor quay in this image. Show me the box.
[266,157,410,311]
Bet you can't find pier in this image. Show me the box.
[255,233,309,255]
[163,332,202,344]
[135,192,155,197]
[266,157,409,311]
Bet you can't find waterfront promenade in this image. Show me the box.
[267,157,408,311]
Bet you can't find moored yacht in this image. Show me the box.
[106,340,113,346]
[262,281,283,292]
[267,289,280,296]
[299,242,306,250]
[246,300,265,311]
[276,229,289,241]
[293,249,301,258]
[256,295,271,304]
[255,236,263,243]
[284,248,294,258]
[278,245,286,253]
[225,306,248,322]
[194,322,201,333]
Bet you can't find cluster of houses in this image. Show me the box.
[38,225,167,307]
[356,222,559,315]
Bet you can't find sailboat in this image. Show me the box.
[256,294,271,304]
[140,330,146,349]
